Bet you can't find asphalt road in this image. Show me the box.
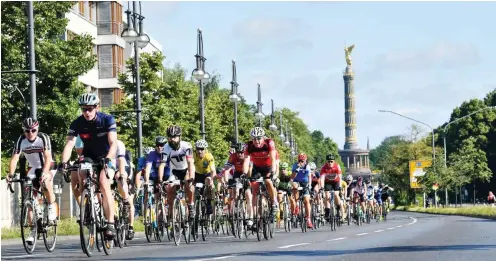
[2,211,496,261]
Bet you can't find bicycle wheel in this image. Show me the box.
[20,200,37,254]
[256,198,262,241]
[79,191,96,257]
[171,199,182,246]
[144,201,153,242]
[156,200,167,242]
[183,202,191,244]
[100,201,114,256]
[299,200,306,233]
[201,200,208,241]
[191,199,200,242]
[43,200,57,252]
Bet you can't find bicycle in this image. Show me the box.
[111,180,128,248]
[166,178,191,246]
[66,159,114,257]
[192,182,209,241]
[278,188,292,232]
[253,177,274,241]
[8,174,58,254]
[228,177,248,239]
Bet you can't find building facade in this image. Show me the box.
[65,1,162,108]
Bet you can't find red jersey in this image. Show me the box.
[320,162,342,181]
[226,152,244,173]
[244,139,276,168]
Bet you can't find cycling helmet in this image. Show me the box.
[155,136,167,144]
[373,186,378,192]
[234,142,245,153]
[326,154,335,161]
[280,162,289,169]
[308,162,316,170]
[166,125,182,137]
[22,117,39,129]
[144,147,154,155]
[78,93,100,106]
[357,176,363,183]
[346,175,353,182]
[250,127,265,138]
[298,153,307,161]
[195,139,208,149]
[365,179,371,184]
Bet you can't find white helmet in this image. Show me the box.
[346,175,353,182]
[373,186,378,192]
[308,162,316,170]
[144,147,154,155]
[250,127,265,138]
[78,93,100,106]
[195,139,208,149]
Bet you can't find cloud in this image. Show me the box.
[374,42,481,72]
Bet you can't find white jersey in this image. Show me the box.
[13,132,52,169]
[163,141,193,170]
[115,140,128,168]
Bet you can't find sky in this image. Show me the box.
[131,1,496,149]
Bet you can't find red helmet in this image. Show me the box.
[298,153,307,161]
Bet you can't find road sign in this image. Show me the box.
[409,160,432,189]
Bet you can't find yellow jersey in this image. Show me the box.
[340,180,348,192]
[193,151,215,175]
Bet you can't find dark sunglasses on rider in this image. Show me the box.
[24,129,37,133]
[196,148,205,151]
[81,106,96,112]
[156,143,165,147]
[298,160,304,163]
[253,136,263,141]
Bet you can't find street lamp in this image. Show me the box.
[229,60,241,143]
[279,112,285,140]
[284,120,290,146]
[269,99,277,131]
[255,83,264,126]
[122,1,151,158]
[192,28,210,140]
[379,109,436,208]
[443,106,495,206]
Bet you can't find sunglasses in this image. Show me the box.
[24,129,37,133]
[253,136,263,141]
[298,160,304,163]
[327,160,334,163]
[81,106,96,112]
[156,143,165,147]
[196,148,205,151]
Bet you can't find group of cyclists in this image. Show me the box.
[7,92,394,255]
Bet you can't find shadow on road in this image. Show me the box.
[453,219,496,223]
[109,244,496,260]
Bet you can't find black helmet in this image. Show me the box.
[155,136,166,144]
[234,142,245,153]
[22,117,39,129]
[326,154,335,161]
[166,125,182,137]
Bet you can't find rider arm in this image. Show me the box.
[186,146,195,180]
[40,133,53,176]
[104,116,118,160]
[8,137,23,177]
[268,140,277,173]
[208,154,216,176]
[61,135,77,164]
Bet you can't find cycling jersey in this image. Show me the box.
[193,151,215,175]
[115,140,128,168]
[225,152,244,173]
[13,132,53,169]
[244,139,275,168]
[75,135,84,149]
[163,141,193,170]
[136,156,146,172]
[68,112,117,160]
[340,180,348,194]
[366,185,374,199]
[292,162,310,183]
[320,161,342,182]
[146,150,169,179]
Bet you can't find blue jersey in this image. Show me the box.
[292,162,310,183]
[75,135,84,149]
[68,112,117,160]
[146,151,170,179]
[136,156,146,172]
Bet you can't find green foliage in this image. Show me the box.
[394,205,496,219]
[1,1,96,157]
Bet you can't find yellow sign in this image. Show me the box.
[409,160,432,189]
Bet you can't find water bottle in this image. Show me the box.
[151,205,157,228]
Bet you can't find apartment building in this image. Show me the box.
[65,1,163,108]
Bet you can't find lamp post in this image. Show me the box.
[192,28,210,140]
[255,83,264,126]
[279,112,285,141]
[443,106,495,207]
[284,120,290,147]
[121,1,150,158]
[269,99,277,131]
[229,60,241,144]
[379,109,436,208]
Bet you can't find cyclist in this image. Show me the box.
[113,140,132,229]
[163,125,196,220]
[319,154,344,222]
[308,162,322,217]
[290,153,313,229]
[276,162,294,224]
[193,139,217,215]
[352,176,367,220]
[133,146,154,194]
[224,142,254,229]
[7,118,57,245]
[380,183,394,213]
[242,127,278,221]
[365,179,375,218]
[60,93,118,239]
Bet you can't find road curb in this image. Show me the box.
[394,209,496,220]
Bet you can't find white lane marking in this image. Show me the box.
[191,255,238,261]
[327,237,347,241]
[357,232,369,236]
[406,217,418,226]
[278,242,310,249]
[3,254,43,259]
[395,225,403,228]
[374,229,385,233]
[387,227,395,230]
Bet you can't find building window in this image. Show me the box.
[99,89,114,108]
[97,1,123,35]
[89,1,94,22]
[98,44,124,78]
